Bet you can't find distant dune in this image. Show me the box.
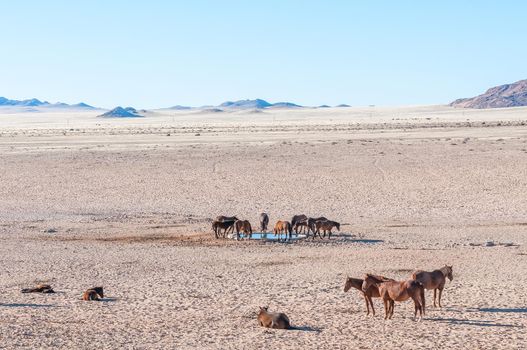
[218,99,302,109]
[98,106,143,118]
[450,79,527,108]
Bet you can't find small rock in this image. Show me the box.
[44,228,58,233]
[484,241,495,247]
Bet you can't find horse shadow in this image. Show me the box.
[1,303,56,308]
[478,307,527,313]
[429,317,523,328]
[293,325,322,332]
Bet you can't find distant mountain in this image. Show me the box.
[98,106,143,118]
[317,104,331,108]
[450,79,527,109]
[269,102,302,108]
[220,99,272,109]
[168,105,192,110]
[218,99,302,109]
[0,96,95,109]
[336,104,351,107]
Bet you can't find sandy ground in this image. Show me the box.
[1,106,527,349]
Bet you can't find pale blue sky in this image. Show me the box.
[1,1,526,109]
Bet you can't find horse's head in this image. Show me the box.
[258,306,269,315]
[445,265,453,281]
[361,274,375,292]
[344,276,353,292]
[335,222,340,231]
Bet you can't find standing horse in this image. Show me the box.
[235,220,253,239]
[307,217,328,235]
[362,274,425,320]
[212,220,235,238]
[314,220,340,239]
[259,213,269,232]
[344,275,393,316]
[411,265,453,308]
[291,214,308,234]
[273,220,292,241]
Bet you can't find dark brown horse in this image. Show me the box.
[273,220,292,241]
[212,220,235,238]
[257,306,291,329]
[291,214,308,234]
[259,213,269,232]
[362,274,425,320]
[235,220,253,238]
[307,217,328,235]
[314,220,340,239]
[216,215,239,223]
[412,265,453,308]
[344,275,393,316]
[21,284,55,294]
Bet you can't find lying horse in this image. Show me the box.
[291,214,308,234]
[314,220,340,239]
[212,220,235,238]
[259,213,269,232]
[273,220,292,241]
[21,284,55,294]
[82,287,104,301]
[411,265,453,308]
[257,306,291,329]
[235,220,253,238]
[362,274,425,320]
[344,275,393,316]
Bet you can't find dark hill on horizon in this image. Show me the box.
[98,106,143,118]
[0,96,95,109]
[450,79,527,109]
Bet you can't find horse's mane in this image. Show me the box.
[365,274,392,283]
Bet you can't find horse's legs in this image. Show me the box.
[433,288,437,308]
[328,229,332,239]
[383,299,389,320]
[369,296,375,316]
[364,295,370,315]
[389,300,395,319]
[438,287,443,308]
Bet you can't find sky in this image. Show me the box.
[1,1,526,109]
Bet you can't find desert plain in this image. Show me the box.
[0,105,526,349]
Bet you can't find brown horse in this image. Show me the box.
[212,220,235,238]
[259,213,269,232]
[216,215,239,223]
[314,220,340,239]
[82,287,104,301]
[257,306,291,329]
[235,220,253,238]
[362,274,425,320]
[21,284,55,294]
[291,214,308,234]
[344,275,393,316]
[412,265,453,308]
[273,220,292,241]
[307,217,328,236]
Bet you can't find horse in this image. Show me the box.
[307,217,328,234]
[291,214,308,234]
[411,265,453,308]
[257,306,291,329]
[344,275,394,316]
[314,220,340,239]
[273,220,292,241]
[212,220,235,238]
[362,274,425,320]
[82,287,104,301]
[259,213,269,232]
[235,220,253,239]
[216,215,239,223]
[21,284,55,294]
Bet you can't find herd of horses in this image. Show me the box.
[211,213,341,240]
[344,265,454,320]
